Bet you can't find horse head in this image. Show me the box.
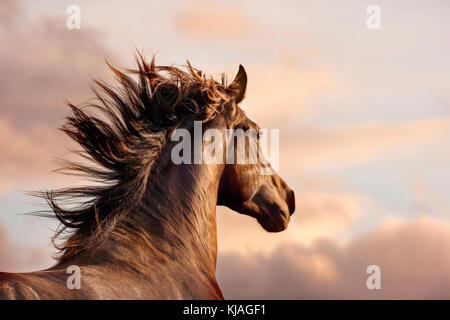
[213,66,296,232]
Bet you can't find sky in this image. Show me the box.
[1,0,450,298]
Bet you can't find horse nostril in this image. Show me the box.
[287,189,295,215]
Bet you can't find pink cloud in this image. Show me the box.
[0,14,114,129]
[0,223,53,273]
[217,216,450,299]
[217,189,367,253]
[0,117,80,194]
[175,1,259,41]
[281,118,450,170]
[243,58,336,127]
[0,6,115,194]
[0,0,21,29]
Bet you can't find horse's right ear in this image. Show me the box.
[227,65,247,104]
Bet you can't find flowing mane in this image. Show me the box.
[38,55,234,261]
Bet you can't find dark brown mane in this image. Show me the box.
[37,54,233,261]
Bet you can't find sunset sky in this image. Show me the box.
[1,0,450,298]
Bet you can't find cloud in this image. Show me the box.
[0,119,52,192]
[217,216,450,299]
[0,15,114,130]
[0,8,114,194]
[175,1,259,41]
[0,223,53,273]
[291,192,367,243]
[407,172,450,217]
[0,117,79,194]
[243,56,336,127]
[0,0,21,29]
[280,118,450,170]
[217,189,367,253]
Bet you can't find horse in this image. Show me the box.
[0,55,295,299]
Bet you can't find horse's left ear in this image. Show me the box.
[227,65,247,104]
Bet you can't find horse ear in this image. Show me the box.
[227,65,247,104]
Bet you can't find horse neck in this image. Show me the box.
[52,145,224,298]
[84,146,224,279]
[129,117,228,271]
[140,156,222,270]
